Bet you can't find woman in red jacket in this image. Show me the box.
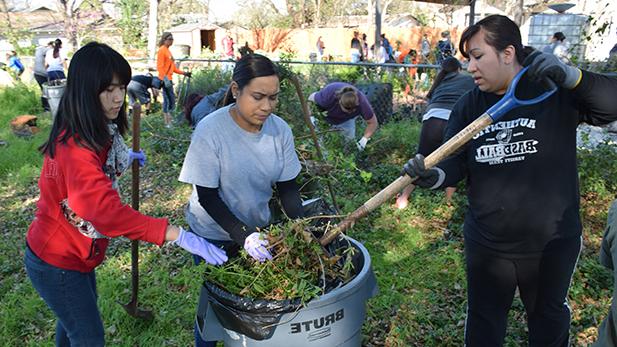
[24,42,227,347]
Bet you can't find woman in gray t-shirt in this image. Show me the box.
[179,54,305,347]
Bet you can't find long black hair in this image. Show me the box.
[40,42,132,158]
[459,15,533,66]
[219,54,279,107]
[427,57,462,99]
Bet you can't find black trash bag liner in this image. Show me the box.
[204,281,302,340]
[204,197,363,340]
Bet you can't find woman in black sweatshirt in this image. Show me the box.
[403,15,617,346]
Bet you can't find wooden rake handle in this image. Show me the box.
[132,105,141,209]
[319,114,493,246]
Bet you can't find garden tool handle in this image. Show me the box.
[132,106,141,209]
[485,66,557,122]
[319,114,493,246]
[129,104,141,305]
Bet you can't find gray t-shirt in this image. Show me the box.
[178,104,301,240]
[34,46,50,76]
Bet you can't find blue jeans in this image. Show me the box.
[47,70,65,81]
[330,116,357,140]
[24,245,104,347]
[162,78,175,113]
[191,233,234,347]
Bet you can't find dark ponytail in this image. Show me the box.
[220,54,279,107]
[427,57,461,99]
[53,39,62,59]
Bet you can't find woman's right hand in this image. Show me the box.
[244,232,272,262]
[171,227,228,265]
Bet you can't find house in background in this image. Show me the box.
[166,22,222,58]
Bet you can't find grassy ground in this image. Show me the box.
[0,73,615,346]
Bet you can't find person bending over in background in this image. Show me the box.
[308,82,379,151]
[45,39,67,81]
[127,72,161,113]
[33,41,54,111]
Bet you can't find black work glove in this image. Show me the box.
[523,50,581,89]
[402,154,445,189]
[184,71,192,78]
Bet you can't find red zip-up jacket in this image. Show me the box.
[26,137,167,272]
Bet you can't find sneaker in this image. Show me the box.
[165,123,172,129]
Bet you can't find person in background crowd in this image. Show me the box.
[421,33,432,64]
[238,42,254,58]
[437,31,455,64]
[34,41,54,111]
[361,33,369,61]
[316,36,325,61]
[127,72,161,113]
[543,32,570,64]
[395,57,474,209]
[183,87,227,128]
[178,53,304,347]
[350,31,362,63]
[308,82,379,151]
[6,50,24,79]
[403,15,617,346]
[24,42,227,347]
[221,31,235,60]
[381,33,394,62]
[402,49,419,98]
[376,40,387,64]
[45,38,67,81]
[157,32,191,127]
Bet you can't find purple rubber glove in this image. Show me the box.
[128,149,146,167]
[173,228,228,265]
[244,232,272,262]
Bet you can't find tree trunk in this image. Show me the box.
[57,0,79,48]
[382,0,394,26]
[314,0,321,27]
[147,0,158,59]
[512,0,524,26]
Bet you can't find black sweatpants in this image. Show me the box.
[417,117,447,157]
[464,236,582,347]
[33,73,50,111]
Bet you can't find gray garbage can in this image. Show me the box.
[42,80,66,119]
[196,236,378,346]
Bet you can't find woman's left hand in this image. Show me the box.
[524,51,581,89]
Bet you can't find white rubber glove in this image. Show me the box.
[244,232,272,262]
[356,137,370,151]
